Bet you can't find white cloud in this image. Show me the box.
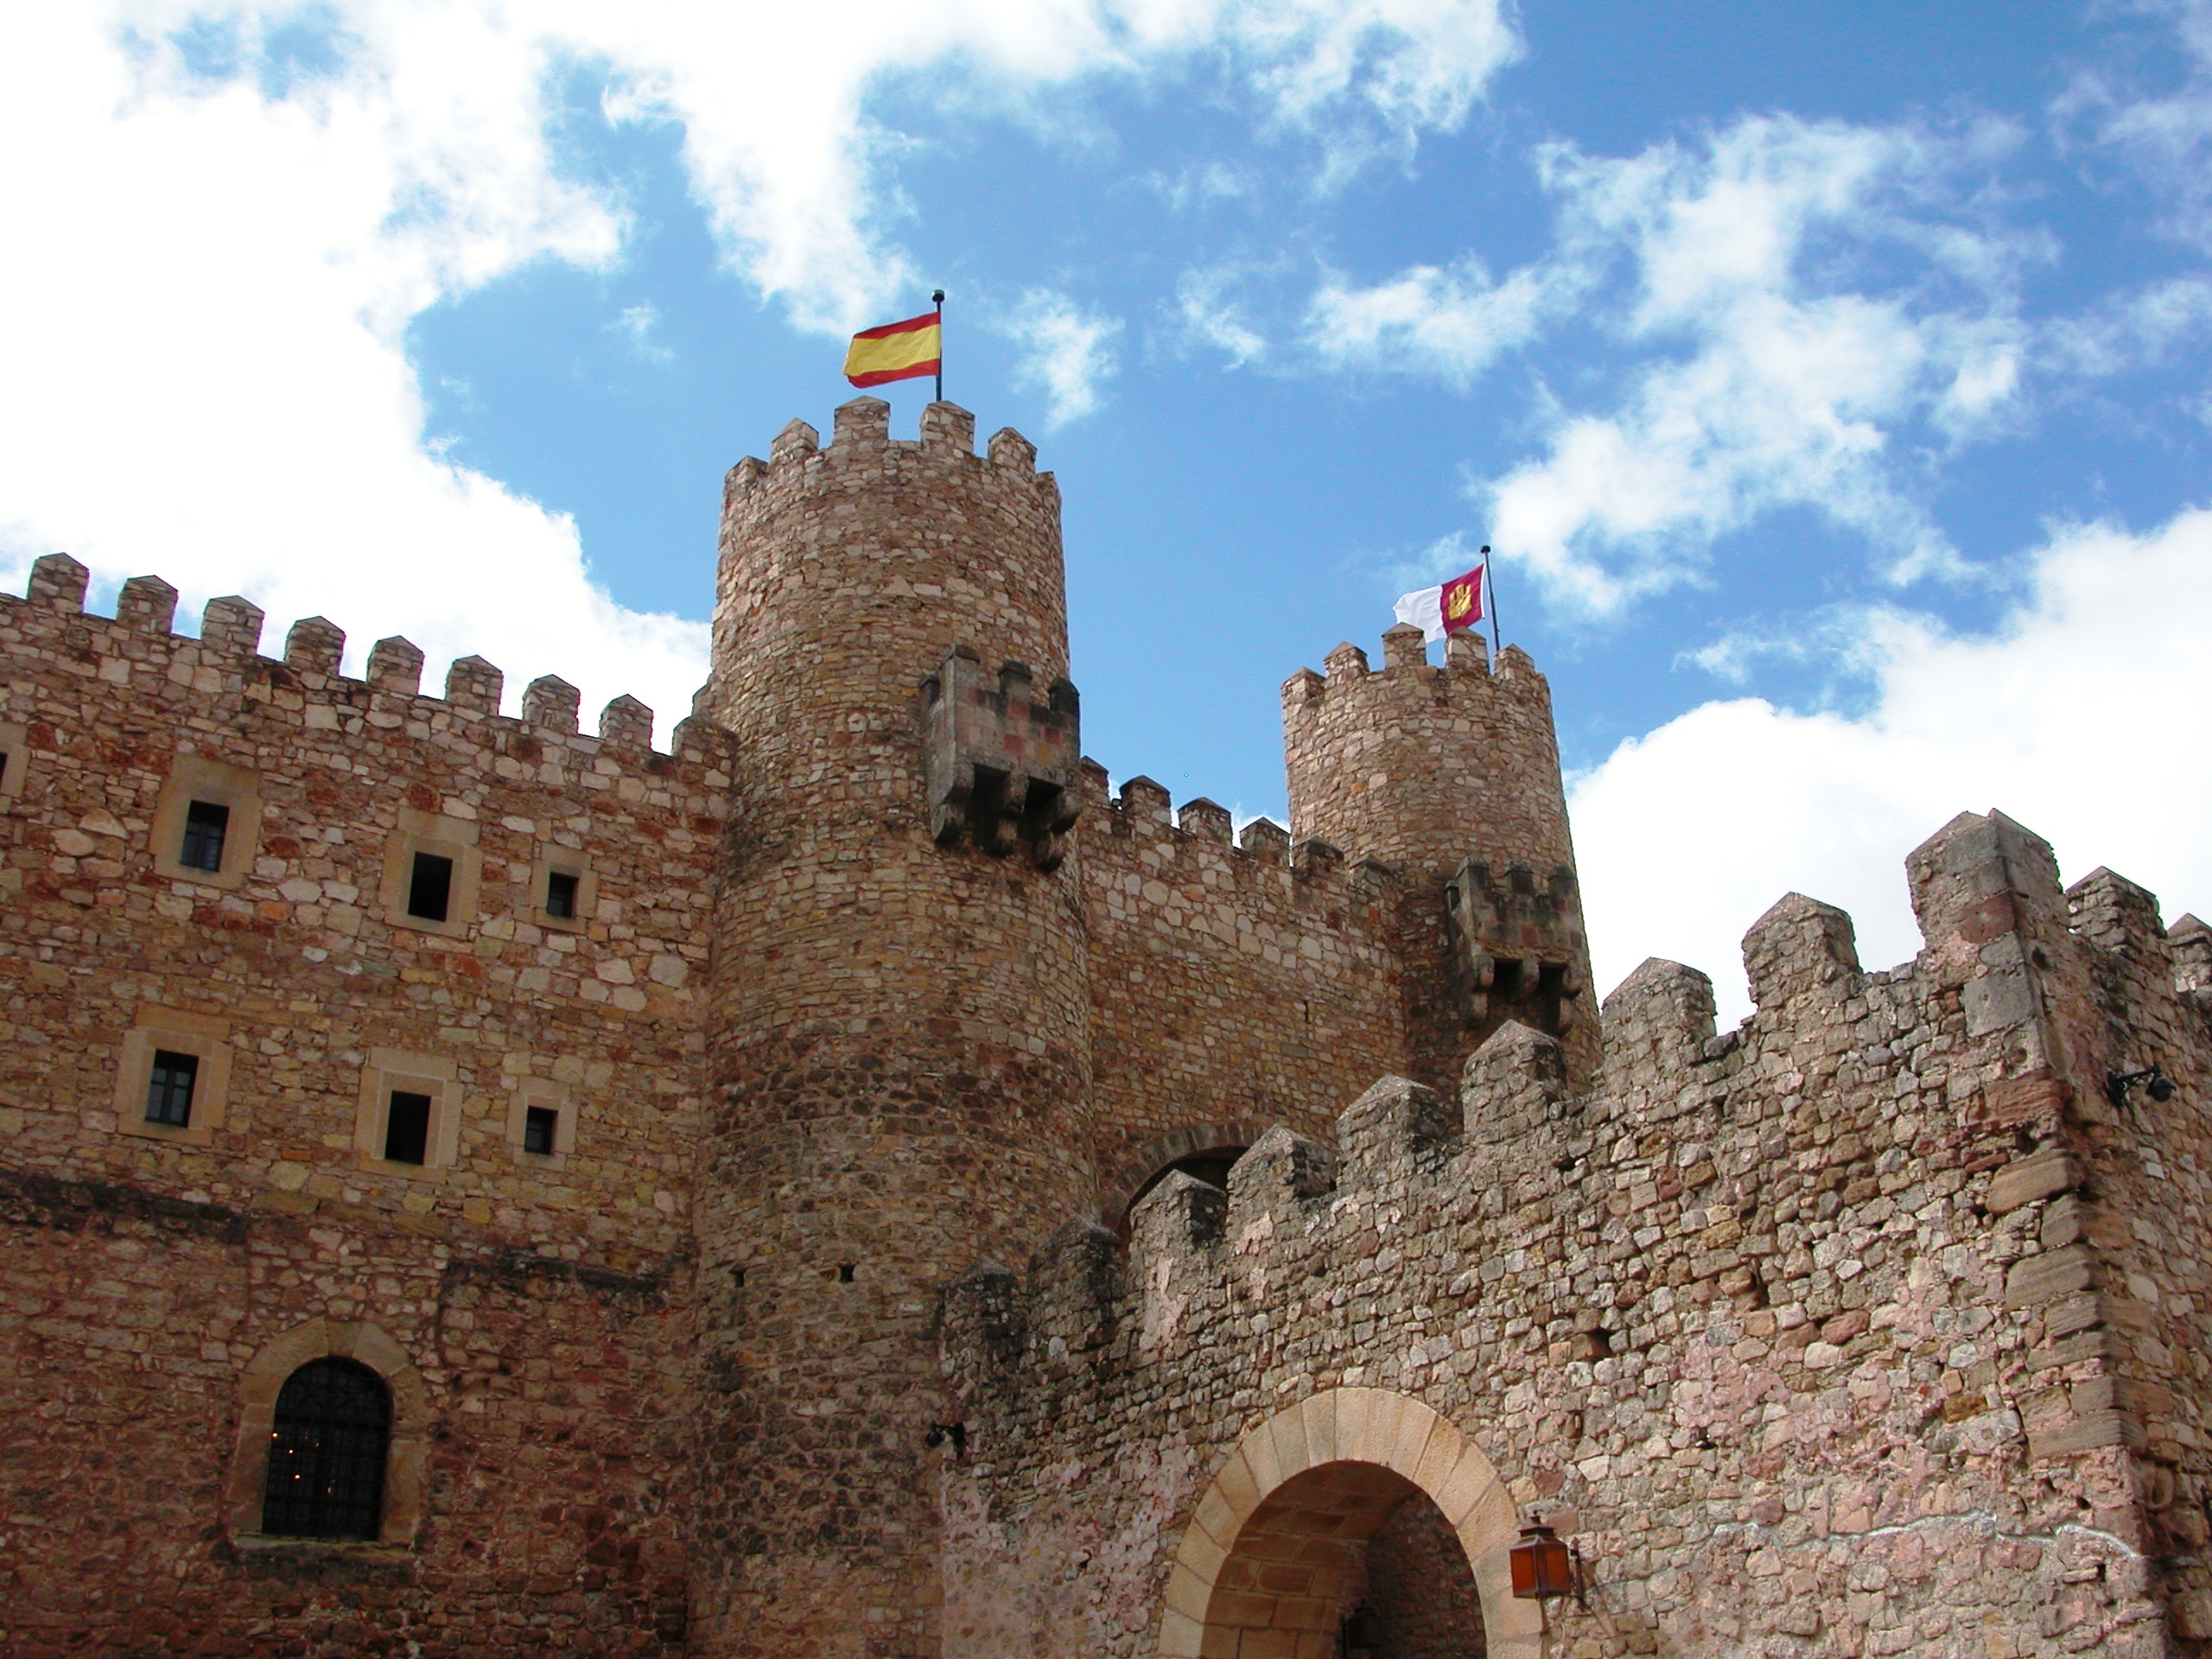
[1305,254,1567,384]
[1382,530,1487,596]
[1292,115,2053,615]
[0,3,702,735]
[613,302,673,363]
[2040,276,2212,377]
[1174,266,1270,366]
[0,0,1519,740]
[1001,290,1123,426]
[2062,0,2212,251]
[1480,118,2037,614]
[1570,505,2212,1024]
[582,0,1518,328]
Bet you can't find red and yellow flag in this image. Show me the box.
[843,310,942,387]
[1440,564,1485,632]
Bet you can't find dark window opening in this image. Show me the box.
[522,1105,558,1156]
[731,1265,747,1288]
[837,1262,855,1283]
[544,870,579,919]
[260,1357,391,1541]
[180,799,230,873]
[383,1090,431,1166]
[145,1049,199,1128]
[1118,1146,1249,1236]
[406,851,453,921]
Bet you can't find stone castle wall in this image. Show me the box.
[1073,765,1408,1221]
[0,553,726,1653]
[3,401,2205,1658]
[940,810,2212,1659]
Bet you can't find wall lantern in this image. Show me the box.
[1510,1524,1583,1605]
[2107,1066,2177,1109]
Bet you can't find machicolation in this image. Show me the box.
[3,398,2209,1659]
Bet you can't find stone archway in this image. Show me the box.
[223,1317,430,1547]
[1101,1119,1275,1230]
[1155,1387,1540,1659]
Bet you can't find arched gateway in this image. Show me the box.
[1157,1387,1541,1659]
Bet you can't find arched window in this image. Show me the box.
[260,1357,391,1540]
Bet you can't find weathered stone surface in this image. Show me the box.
[4,404,2209,1659]
[1986,1147,2082,1213]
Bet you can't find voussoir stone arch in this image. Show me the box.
[1155,1385,1541,1659]
[224,1317,430,1547]
[1101,1118,1274,1228]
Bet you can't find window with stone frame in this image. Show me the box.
[150,755,261,888]
[259,1357,391,1541]
[506,1080,578,1168]
[378,808,480,939]
[114,1010,232,1147]
[530,849,597,933]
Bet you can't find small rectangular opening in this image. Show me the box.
[406,852,454,921]
[384,1090,432,1165]
[522,1104,558,1156]
[544,870,580,919]
[144,1050,199,1128]
[179,800,230,873]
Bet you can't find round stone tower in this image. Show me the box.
[1281,623,1599,1092]
[696,398,1096,1656]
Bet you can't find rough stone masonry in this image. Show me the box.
[2,398,2207,1659]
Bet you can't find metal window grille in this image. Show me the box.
[144,1049,199,1127]
[406,852,453,921]
[544,869,579,919]
[260,1357,391,1541]
[384,1090,432,1165]
[180,800,230,872]
[522,1105,558,1155]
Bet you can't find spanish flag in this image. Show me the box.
[843,309,943,388]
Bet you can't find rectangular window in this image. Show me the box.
[544,870,579,919]
[522,1105,558,1156]
[406,853,453,922]
[179,800,231,873]
[384,1090,432,1165]
[145,1050,200,1128]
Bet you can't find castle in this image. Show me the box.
[2,396,2208,1659]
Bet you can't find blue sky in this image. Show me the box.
[5,1,2211,1015]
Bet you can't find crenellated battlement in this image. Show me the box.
[946,808,2211,1642]
[720,397,1058,519]
[1,552,728,776]
[1071,760,1396,900]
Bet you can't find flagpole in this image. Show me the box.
[1483,544,1501,658]
[932,289,945,404]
